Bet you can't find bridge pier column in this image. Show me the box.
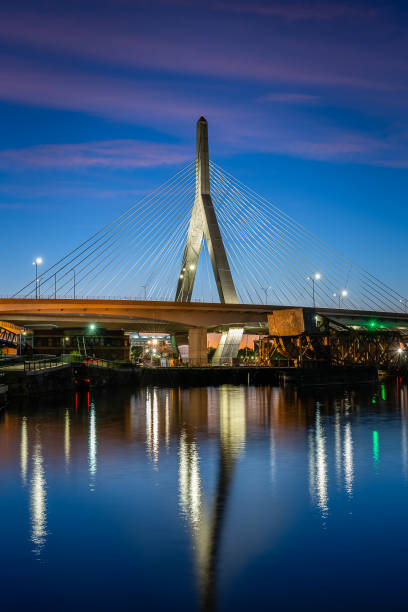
[188,328,207,366]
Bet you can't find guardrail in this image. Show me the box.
[24,356,64,372]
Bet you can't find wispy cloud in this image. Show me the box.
[259,92,320,104]
[214,1,378,21]
[0,140,191,169]
[0,10,401,92]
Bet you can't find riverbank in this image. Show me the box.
[0,361,380,398]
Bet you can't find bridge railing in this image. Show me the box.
[24,356,64,372]
[60,354,131,369]
[0,354,59,368]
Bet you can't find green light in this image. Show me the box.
[381,384,386,401]
[369,320,376,329]
[373,431,379,465]
[89,323,96,331]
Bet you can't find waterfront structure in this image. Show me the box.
[0,117,407,365]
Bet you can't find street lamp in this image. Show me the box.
[32,257,43,299]
[333,289,348,309]
[260,285,271,305]
[307,273,321,308]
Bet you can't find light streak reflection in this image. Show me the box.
[152,389,159,464]
[165,393,170,451]
[334,409,342,488]
[88,400,97,486]
[145,389,160,464]
[178,429,203,528]
[315,409,328,517]
[20,416,28,486]
[30,439,47,555]
[343,422,354,498]
[309,407,328,519]
[64,409,70,470]
[146,389,152,456]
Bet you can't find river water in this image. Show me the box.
[1,381,408,611]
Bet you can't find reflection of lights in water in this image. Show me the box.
[178,427,211,598]
[269,388,280,485]
[343,422,353,497]
[334,410,342,488]
[30,441,47,554]
[20,416,28,486]
[308,429,315,500]
[372,430,379,469]
[64,409,70,469]
[145,389,159,464]
[270,426,276,485]
[219,387,246,458]
[178,429,202,527]
[165,393,170,451]
[89,401,97,480]
[152,389,159,464]
[146,390,152,456]
[309,408,328,518]
[315,409,328,516]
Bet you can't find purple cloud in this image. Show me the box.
[259,92,321,104]
[0,9,402,92]
[214,1,378,20]
[0,140,191,169]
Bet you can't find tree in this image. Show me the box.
[131,345,143,361]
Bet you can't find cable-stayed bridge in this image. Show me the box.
[1,116,407,365]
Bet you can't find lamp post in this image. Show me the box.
[307,273,321,308]
[333,289,348,309]
[264,285,271,305]
[32,257,43,299]
[259,285,271,305]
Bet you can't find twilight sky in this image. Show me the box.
[1,0,407,296]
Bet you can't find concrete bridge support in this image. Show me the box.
[188,327,208,366]
[212,327,243,365]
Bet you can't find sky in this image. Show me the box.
[1,0,408,297]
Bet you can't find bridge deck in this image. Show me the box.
[0,298,408,333]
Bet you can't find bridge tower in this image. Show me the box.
[175,116,238,304]
[176,117,243,365]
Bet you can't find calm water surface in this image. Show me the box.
[1,382,408,611]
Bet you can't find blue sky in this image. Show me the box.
[1,0,407,297]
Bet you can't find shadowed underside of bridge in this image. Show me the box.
[1,298,408,333]
[3,117,407,363]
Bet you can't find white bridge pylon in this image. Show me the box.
[175,117,238,305]
[175,117,243,365]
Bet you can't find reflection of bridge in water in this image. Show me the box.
[1,383,408,606]
[1,117,408,366]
